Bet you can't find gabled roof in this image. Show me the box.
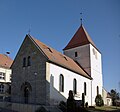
[0,54,13,69]
[107,93,112,98]
[63,25,97,50]
[28,35,92,79]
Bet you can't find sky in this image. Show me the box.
[0,0,120,93]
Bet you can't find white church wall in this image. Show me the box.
[90,44,103,105]
[47,62,92,106]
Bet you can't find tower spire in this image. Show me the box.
[80,13,83,25]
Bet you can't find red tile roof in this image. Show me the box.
[0,54,13,68]
[63,25,96,50]
[28,35,91,79]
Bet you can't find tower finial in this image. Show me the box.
[28,28,31,35]
[80,12,83,25]
[28,25,31,35]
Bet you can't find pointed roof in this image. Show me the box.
[63,25,96,50]
[27,35,92,79]
[0,54,13,68]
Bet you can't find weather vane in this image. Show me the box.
[28,25,32,35]
[80,12,83,25]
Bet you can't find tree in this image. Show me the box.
[109,89,120,106]
[95,94,104,106]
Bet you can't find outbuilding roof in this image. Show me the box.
[28,35,92,79]
[0,54,13,68]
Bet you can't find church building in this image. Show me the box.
[11,24,103,106]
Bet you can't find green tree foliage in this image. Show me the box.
[95,94,104,106]
[109,89,120,106]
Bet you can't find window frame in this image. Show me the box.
[0,84,4,93]
[0,72,5,80]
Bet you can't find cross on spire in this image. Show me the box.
[80,12,83,25]
[28,28,31,35]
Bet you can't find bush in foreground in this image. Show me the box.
[95,94,104,106]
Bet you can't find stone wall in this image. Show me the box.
[11,36,48,105]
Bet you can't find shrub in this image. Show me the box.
[85,102,88,108]
[95,94,104,106]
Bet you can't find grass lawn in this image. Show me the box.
[96,106,120,111]
[87,106,120,112]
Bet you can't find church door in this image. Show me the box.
[24,86,29,103]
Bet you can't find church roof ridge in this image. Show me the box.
[63,25,98,51]
[28,34,92,79]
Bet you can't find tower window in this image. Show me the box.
[93,48,97,59]
[75,52,78,57]
[59,74,64,92]
[73,79,77,94]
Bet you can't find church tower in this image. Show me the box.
[63,25,103,105]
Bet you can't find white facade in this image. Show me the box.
[0,67,11,99]
[46,62,92,106]
[0,67,11,83]
[90,44,103,105]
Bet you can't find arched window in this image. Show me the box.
[97,86,99,95]
[84,82,87,95]
[23,57,26,67]
[59,74,64,92]
[73,79,77,94]
[27,56,31,66]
